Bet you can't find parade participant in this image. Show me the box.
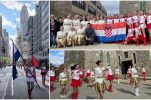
[72,15,80,31]
[98,15,105,24]
[76,24,85,45]
[114,67,120,84]
[127,65,132,85]
[126,12,133,28]
[107,65,114,92]
[123,24,136,45]
[113,14,120,23]
[63,15,72,34]
[56,26,66,48]
[134,22,146,46]
[67,27,76,46]
[107,16,113,24]
[25,61,36,99]
[59,68,67,98]
[40,63,47,85]
[119,14,126,22]
[147,10,151,44]
[50,67,56,92]
[85,23,96,46]
[132,10,139,28]
[139,10,146,44]
[131,64,140,96]
[86,66,91,85]
[141,64,146,81]
[70,64,82,99]
[93,60,107,99]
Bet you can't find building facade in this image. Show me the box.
[64,50,151,78]
[120,1,151,14]
[50,1,107,18]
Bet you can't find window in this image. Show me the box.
[72,1,86,10]
[88,5,96,15]
[124,52,128,58]
[91,1,96,5]
[97,4,102,11]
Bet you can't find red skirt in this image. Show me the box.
[41,72,46,76]
[133,23,137,28]
[147,23,151,29]
[128,73,132,77]
[50,76,56,81]
[142,72,146,76]
[86,73,90,77]
[138,35,144,41]
[70,79,81,87]
[127,36,135,41]
[108,75,114,81]
[79,74,83,79]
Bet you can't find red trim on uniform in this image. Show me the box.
[107,75,114,81]
[127,36,135,41]
[86,73,91,77]
[50,76,56,81]
[147,23,151,29]
[70,79,82,87]
[79,74,83,79]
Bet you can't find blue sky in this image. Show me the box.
[0,1,37,39]
[49,50,64,66]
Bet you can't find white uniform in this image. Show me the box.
[59,72,67,81]
[127,17,133,25]
[81,21,88,29]
[56,31,66,40]
[147,15,151,24]
[63,18,72,34]
[77,28,85,35]
[26,66,35,82]
[72,70,80,80]
[134,27,141,35]
[131,68,138,78]
[107,19,113,24]
[139,15,146,28]
[68,31,76,38]
[108,66,113,75]
[132,15,139,23]
[119,18,125,22]
[114,19,120,23]
[50,70,55,77]
[94,67,106,84]
[87,69,90,73]
[72,19,80,30]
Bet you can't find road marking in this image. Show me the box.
[2,77,10,99]
[11,78,14,96]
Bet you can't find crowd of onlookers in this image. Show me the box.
[50,10,151,48]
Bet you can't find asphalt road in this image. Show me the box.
[0,66,49,99]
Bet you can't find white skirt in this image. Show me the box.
[26,76,34,82]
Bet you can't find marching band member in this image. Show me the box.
[72,15,80,31]
[67,27,76,47]
[132,10,139,28]
[123,24,136,45]
[70,64,82,99]
[63,15,72,34]
[141,65,146,81]
[93,60,107,99]
[25,61,36,99]
[147,10,151,44]
[107,65,114,92]
[127,65,132,85]
[114,67,120,84]
[134,22,146,46]
[76,24,85,45]
[131,64,140,96]
[139,11,147,45]
[59,68,67,98]
[86,66,91,85]
[50,67,56,92]
[56,26,66,48]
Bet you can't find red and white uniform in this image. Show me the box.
[107,19,113,24]
[41,66,47,76]
[70,70,81,87]
[147,15,151,29]
[50,70,56,81]
[113,18,120,23]
[132,15,139,28]
[142,68,146,76]
[120,18,125,22]
[127,28,135,41]
[134,27,144,40]
[86,69,91,77]
[127,17,133,26]
[107,66,114,81]
[139,15,146,28]
[127,68,132,77]
[79,71,83,79]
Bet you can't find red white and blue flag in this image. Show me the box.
[92,22,126,42]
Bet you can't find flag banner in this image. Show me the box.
[14,49,21,63]
[32,55,39,68]
[92,22,126,43]
[12,64,18,80]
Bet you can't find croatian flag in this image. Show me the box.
[92,22,126,42]
[12,44,21,80]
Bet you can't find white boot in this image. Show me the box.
[136,88,140,96]
[118,79,120,84]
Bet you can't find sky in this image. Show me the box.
[49,50,64,66]
[101,0,119,15]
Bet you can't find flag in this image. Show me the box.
[32,55,39,68]
[92,22,126,42]
[12,45,21,80]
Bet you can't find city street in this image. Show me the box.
[0,66,49,99]
[51,79,151,99]
[54,43,151,50]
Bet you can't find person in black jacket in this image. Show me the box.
[50,20,57,48]
[84,23,96,46]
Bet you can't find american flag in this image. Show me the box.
[104,26,112,37]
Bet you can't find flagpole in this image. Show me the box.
[10,38,41,89]
[11,38,14,96]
